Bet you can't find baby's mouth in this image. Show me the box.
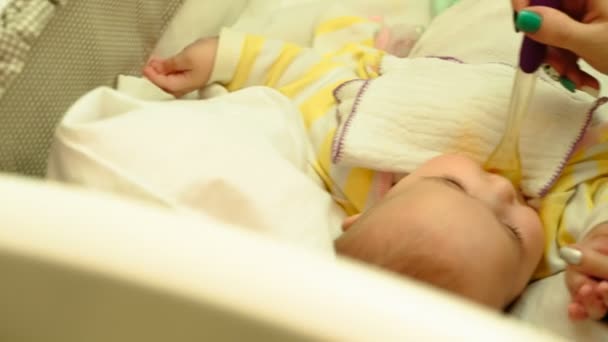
[516,191,527,205]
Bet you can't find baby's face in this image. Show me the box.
[340,154,544,308]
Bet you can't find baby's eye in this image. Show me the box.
[504,223,523,243]
[440,176,466,192]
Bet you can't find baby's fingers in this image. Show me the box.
[568,301,588,321]
[142,63,177,91]
[152,52,192,74]
[564,266,606,320]
[598,281,608,307]
[143,61,200,97]
[577,284,607,320]
[142,62,169,86]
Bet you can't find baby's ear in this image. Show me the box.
[342,214,362,232]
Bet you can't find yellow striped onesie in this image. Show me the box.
[207,16,385,215]
[536,101,608,278]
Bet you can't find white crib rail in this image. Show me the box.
[0,175,564,341]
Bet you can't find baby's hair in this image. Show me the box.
[335,212,466,296]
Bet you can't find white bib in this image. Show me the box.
[332,55,604,197]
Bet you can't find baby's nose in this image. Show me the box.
[488,173,517,205]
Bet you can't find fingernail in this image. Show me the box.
[542,64,560,82]
[513,11,520,32]
[560,76,576,93]
[581,86,600,98]
[560,247,583,265]
[516,10,542,33]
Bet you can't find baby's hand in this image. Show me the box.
[563,223,608,321]
[143,37,219,98]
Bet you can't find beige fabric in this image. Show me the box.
[0,0,184,176]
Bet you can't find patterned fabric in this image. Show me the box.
[0,0,64,100]
[0,0,183,176]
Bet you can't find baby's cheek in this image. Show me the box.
[525,211,545,259]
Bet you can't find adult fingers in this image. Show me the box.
[512,0,529,12]
[565,266,591,295]
[566,246,608,280]
[516,5,592,55]
[544,48,600,96]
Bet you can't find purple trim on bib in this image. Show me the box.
[425,56,464,63]
[539,97,608,196]
[332,80,371,164]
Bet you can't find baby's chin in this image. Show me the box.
[526,197,542,210]
[453,279,514,310]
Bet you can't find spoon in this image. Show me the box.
[484,0,562,187]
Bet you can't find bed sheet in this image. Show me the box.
[152,0,432,58]
[151,0,248,62]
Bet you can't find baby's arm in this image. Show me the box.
[145,15,387,99]
[144,29,316,98]
[564,223,608,320]
[143,38,219,98]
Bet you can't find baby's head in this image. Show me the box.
[335,154,544,309]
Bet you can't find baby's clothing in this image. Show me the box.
[538,111,608,277]
[208,16,388,215]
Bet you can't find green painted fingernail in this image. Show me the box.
[560,77,576,93]
[516,10,542,33]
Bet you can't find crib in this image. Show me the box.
[0,0,605,340]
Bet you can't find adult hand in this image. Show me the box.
[512,0,608,95]
[562,223,608,321]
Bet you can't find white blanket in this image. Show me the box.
[48,86,344,255]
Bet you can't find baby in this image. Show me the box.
[335,154,544,310]
[144,16,608,320]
